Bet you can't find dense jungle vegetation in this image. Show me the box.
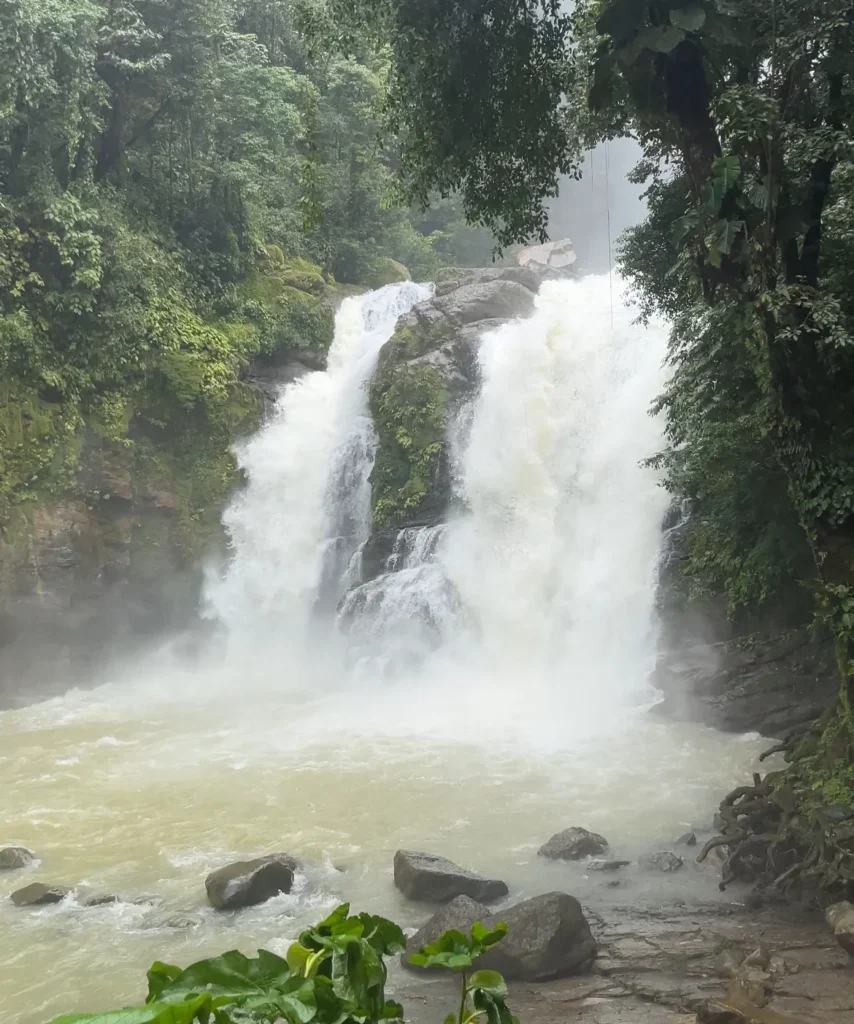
[0,0,491,550]
[319,0,854,898]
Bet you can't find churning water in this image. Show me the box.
[0,276,767,1024]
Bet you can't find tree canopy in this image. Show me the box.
[0,0,492,536]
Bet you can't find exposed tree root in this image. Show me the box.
[695,723,854,903]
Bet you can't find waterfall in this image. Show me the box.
[208,272,669,725]
[205,282,432,655]
[440,275,670,714]
[327,275,670,729]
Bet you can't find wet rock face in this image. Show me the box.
[653,625,838,737]
[0,847,35,870]
[205,854,298,910]
[538,827,609,861]
[393,850,508,904]
[11,883,71,906]
[477,892,597,981]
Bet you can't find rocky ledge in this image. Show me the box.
[399,899,854,1024]
[652,623,838,738]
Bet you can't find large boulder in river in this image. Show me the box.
[205,854,297,910]
[479,892,597,981]
[0,847,35,870]
[403,891,597,981]
[393,850,508,903]
[11,882,71,906]
[403,895,491,966]
[538,827,609,860]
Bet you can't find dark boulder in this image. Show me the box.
[677,831,698,847]
[0,846,35,870]
[402,895,491,967]
[640,851,684,873]
[403,891,597,982]
[478,892,597,981]
[81,893,122,907]
[11,882,71,906]
[538,827,608,861]
[205,854,297,910]
[393,850,508,903]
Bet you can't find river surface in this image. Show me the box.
[1,276,770,1023]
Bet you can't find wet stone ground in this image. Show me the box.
[398,899,854,1024]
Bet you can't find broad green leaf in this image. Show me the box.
[468,971,508,997]
[287,943,315,976]
[146,963,183,1002]
[417,929,472,957]
[670,5,706,32]
[638,24,685,55]
[152,949,291,1005]
[47,996,211,1024]
[356,912,406,955]
[705,155,741,213]
[275,982,318,1024]
[316,904,351,931]
[471,922,507,950]
[714,218,745,255]
[746,181,769,211]
[673,213,700,245]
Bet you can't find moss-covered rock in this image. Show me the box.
[369,363,449,530]
[243,267,334,355]
[365,267,538,540]
[364,258,411,289]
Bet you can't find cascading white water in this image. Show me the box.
[205,282,431,656]
[334,275,670,733]
[442,275,670,709]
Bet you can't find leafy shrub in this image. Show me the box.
[46,905,515,1024]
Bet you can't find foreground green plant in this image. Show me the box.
[409,922,515,1024]
[46,905,514,1024]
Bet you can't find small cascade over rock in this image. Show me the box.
[205,282,431,656]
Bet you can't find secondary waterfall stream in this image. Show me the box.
[0,275,769,1024]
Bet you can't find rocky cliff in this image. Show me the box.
[651,521,838,739]
[0,256,341,707]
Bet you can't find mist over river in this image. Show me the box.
[0,275,770,1024]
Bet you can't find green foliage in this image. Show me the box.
[369,360,448,528]
[0,0,492,544]
[410,923,516,1024]
[45,905,515,1024]
[409,922,508,971]
[312,0,578,250]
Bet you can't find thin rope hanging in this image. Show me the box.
[604,140,615,337]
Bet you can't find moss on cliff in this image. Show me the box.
[0,384,84,523]
[0,250,326,615]
[369,361,448,529]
